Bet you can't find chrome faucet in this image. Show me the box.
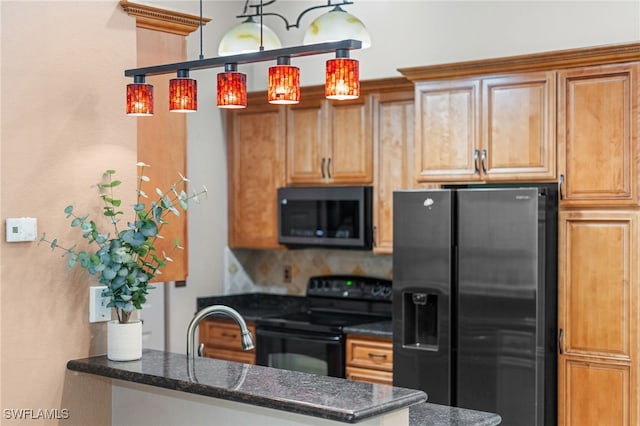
[186,305,255,361]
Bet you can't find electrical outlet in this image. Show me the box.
[89,286,111,323]
[283,265,292,283]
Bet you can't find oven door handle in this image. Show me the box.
[257,328,343,344]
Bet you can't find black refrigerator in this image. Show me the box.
[392,185,557,426]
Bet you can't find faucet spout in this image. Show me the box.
[186,305,255,361]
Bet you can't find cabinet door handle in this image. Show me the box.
[558,328,564,354]
[321,157,326,179]
[327,157,332,179]
[559,174,564,200]
[481,149,488,174]
[221,332,238,339]
[368,352,387,359]
[372,226,377,248]
[473,149,480,174]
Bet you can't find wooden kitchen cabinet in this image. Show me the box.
[413,71,556,183]
[372,89,416,254]
[557,63,639,206]
[286,92,372,185]
[199,318,256,364]
[227,94,285,249]
[346,335,393,386]
[557,210,638,426]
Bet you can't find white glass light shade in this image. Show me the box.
[218,19,283,56]
[303,7,371,49]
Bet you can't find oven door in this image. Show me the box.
[255,326,345,378]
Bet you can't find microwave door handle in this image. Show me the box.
[257,328,342,344]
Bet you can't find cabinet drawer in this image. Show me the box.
[202,347,256,365]
[346,336,393,372]
[346,366,393,386]
[200,319,256,351]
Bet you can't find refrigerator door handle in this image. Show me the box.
[558,328,564,354]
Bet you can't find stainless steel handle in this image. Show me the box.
[327,157,332,179]
[197,342,205,357]
[321,158,326,179]
[559,174,564,200]
[558,328,564,354]
[473,149,480,174]
[481,149,488,174]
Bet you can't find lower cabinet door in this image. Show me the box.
[559,358,630,426]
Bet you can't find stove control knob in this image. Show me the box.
[381,286,392,298]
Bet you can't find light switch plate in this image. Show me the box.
[89,286,111,323]
[6,217,37,242]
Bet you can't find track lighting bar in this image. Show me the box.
[124,39,362,78]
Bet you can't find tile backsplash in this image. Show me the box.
[225,247,392,295]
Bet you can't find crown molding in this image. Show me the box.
[399,42,640,81]
[120,1,211,36]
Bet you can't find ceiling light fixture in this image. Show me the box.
[169,69,197,112]
[268,56,300,104]
[126,75,154,116]
[325,48,359,100]
[124,0,365,114]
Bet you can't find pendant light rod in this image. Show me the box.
[124,39,361,78]
[238,0,354,30]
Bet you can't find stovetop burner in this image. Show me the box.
[255,275,392,334]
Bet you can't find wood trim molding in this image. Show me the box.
[120,1,211,36]
[246,77,412,101]
[399,42,640,81]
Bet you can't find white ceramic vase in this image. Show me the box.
[107,320,142,361]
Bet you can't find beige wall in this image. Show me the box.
[1,1,137,424]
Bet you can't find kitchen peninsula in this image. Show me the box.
[67,349,424,425]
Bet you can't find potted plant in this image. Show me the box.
[40,162,207,361]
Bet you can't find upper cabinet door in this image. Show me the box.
[327,97,373,184]
[414,79,481,182]
[286,97,327,185]
[286,95,372,185]
[227,102,285,249]
[481,72,556,181]
[558,63,638,206]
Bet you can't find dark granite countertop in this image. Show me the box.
[344,320,393,338]
[409,402,501,426]
[67,349,426,424]
[196,293,308,321]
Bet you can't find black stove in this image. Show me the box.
[254,275,392,378]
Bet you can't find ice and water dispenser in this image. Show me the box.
[402,292,438,350]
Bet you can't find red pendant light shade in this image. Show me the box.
[217,63,247,109]
[268,57,300,105]
[169,69,197,112]
[325,49,359,101]
[126,75,154,116]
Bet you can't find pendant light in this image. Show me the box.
[218,17,282,56]
[217,63,247,109]
[169,69,197,112]
[303,5,371,49]
[268,56,300,104]
[126,75,154,116]
[325,49,359,100]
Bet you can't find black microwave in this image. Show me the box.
[277,186,372,249]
